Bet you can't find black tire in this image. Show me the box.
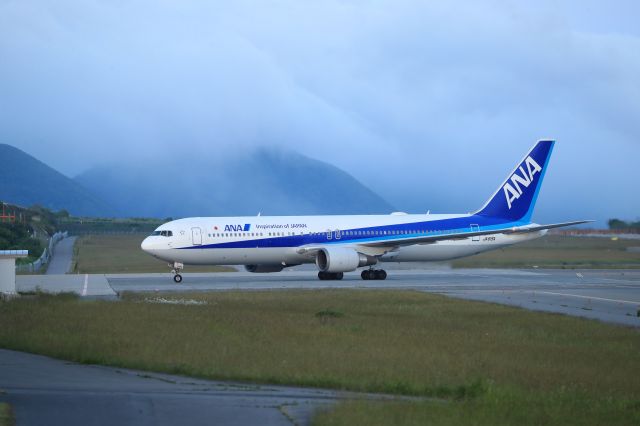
[335,272,344,280]
[361,270,369,280]
[375,270,387,280]
[173,274,183,283]
[318,271,326,280]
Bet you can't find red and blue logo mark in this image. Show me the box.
[223,224,251,232]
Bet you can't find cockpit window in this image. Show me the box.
[151,230,173,237]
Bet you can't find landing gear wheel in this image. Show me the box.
[169,262,184,283]
[374,270,387,280]
[361,269,386,280]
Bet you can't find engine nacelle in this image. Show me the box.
[315,247,377,273]
[244,264,285,273]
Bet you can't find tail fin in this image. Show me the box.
[475,140,554,222]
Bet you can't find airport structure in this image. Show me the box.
[0,250,28,295]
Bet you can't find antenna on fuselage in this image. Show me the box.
[257,212,261,216]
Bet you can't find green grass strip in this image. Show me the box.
[0,403,14,426]
[0,290,638,424]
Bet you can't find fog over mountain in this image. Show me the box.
[1,1,639,225]
[75,147,394,217]
[0,143,393,217]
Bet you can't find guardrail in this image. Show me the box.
[15,231,68,273]
[66,230,150,236]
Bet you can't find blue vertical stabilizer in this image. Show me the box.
[475,140,554,222]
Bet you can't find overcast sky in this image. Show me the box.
[1,0,638,225]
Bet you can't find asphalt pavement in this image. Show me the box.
[0,349,396,426]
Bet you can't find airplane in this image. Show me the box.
[141,140,590,282]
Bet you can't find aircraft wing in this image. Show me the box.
[358,220,593,249]
[295,220,593,256]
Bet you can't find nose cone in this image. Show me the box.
[141,237,152,252]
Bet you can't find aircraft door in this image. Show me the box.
[470,224,480,242]
[192,227,202,245]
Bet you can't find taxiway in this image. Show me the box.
[17,268,640,326]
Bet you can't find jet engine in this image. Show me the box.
[315,247,377,273]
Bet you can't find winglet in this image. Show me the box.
[475,140,554,222]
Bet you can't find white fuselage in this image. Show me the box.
[141,213,545,268]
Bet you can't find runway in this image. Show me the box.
[17,268,640,327]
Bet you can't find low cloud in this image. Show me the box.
[0,0,638,224]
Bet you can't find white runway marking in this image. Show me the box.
[82,274,88,296]
[537,291,639,305]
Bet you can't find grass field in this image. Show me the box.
[72,234,235,273]
[0,290,638,424]
[0,403,13,426]
[453,235,640,269]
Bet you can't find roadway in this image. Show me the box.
[0,349,402,426]
[17,268,640,327]
[45,236,77,274]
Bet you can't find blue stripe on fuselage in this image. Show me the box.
[178,215,525,250]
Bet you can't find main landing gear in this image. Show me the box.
[170,262,184,283]
[361,269,387,280]
[317,269,388,280]
[318,271,344,280]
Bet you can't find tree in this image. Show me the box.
[608,219,629,229]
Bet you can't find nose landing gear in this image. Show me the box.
[361,268,387,280]
[170,262,184,283]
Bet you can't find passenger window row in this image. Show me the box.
[203,229,453,239]
[340,230,445,236]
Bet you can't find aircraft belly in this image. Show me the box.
[383,243,499,262]
[155,247,305,266]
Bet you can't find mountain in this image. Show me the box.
[75,147,394,217]
[0,144,112,216]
